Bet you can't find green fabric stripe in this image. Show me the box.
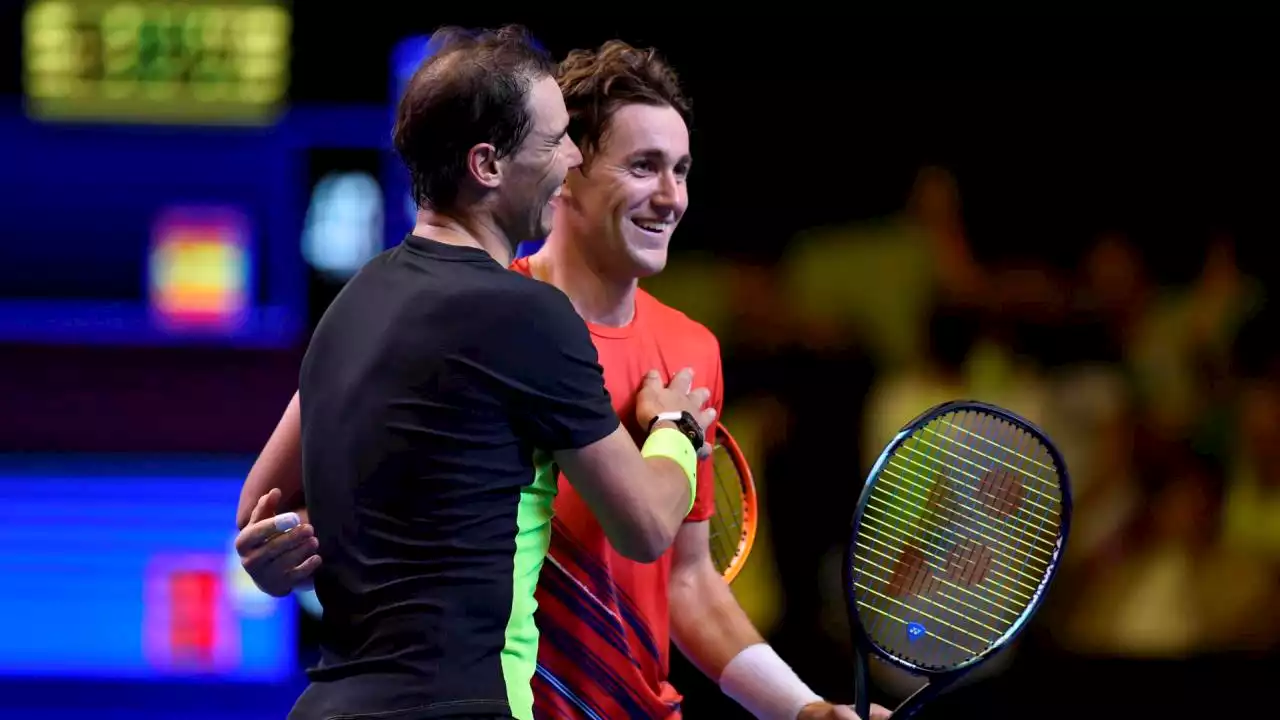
[501,448,559,720]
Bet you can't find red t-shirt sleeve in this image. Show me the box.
[686,341,724,523]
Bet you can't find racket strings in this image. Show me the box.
[853,514,1018,649]
[857,506,1030,611]
[937,418,1057,476]
[886,418,1060,559]
[858,509,1023,613]
[853,540,1007,637]
[898,435,1061,518]
[870,471,1048,592]
[890,438,1060,542]
[851,410,1065,670]
[873,466,1050,579]
[885,413,1052,624]
[708,443,747,575]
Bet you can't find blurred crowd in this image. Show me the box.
[645,166,1280,693]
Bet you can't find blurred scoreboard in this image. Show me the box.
[3,9,471,347]
[22,0,291,127]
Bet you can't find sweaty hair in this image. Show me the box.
[556,40,692,168]
[392,25,556,212]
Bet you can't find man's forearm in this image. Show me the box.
[669,562,763,679]
[236,392,305,529]
[670,561,822,719]
[558,424,696,563]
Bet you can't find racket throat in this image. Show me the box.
[890,676,953,720]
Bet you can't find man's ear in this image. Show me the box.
[467,143,501,189]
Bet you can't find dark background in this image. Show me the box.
[3,5,1278,719]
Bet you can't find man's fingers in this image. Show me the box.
[248,488,282,525]
[833,705,890,720]
[235,515,307,558]
[248,492,268,523]
[288,554,323,581]
[642,369,663,390]
[273,512,302,534]
[262,535,321,578]
[235,516,281,555]
[688,386,711,409]
[693,408,717,460]
[666,367,694,394]
[241,534,311,577]
[245,529,319,581]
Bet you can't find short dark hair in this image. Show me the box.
[392,25,556,212]
[556,40,691,168]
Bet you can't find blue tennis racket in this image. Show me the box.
[846,400,1071,720]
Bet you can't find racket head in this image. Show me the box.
[707,425,758,583]
[845,400,1072,681]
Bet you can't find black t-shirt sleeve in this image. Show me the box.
[488,282,620,452]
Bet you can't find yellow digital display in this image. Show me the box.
[23,0,291,126]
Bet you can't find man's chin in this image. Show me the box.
[628,248,668,279]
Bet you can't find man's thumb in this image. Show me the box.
[248,488,279,524]
[260,488,282,516]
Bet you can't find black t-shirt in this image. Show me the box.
[294,235,619,720]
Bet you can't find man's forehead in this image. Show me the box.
[599,104,690,158]
[527,76,570,131]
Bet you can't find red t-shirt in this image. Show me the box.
[510,257,723,720]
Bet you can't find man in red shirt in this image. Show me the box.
[236,39,888,720]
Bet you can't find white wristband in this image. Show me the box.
[718,643,822,720]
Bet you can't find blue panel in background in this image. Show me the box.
[0,109,302,347]
[387,35,436,235]
[391,35,436,107]
[0,101,391,347]
[0,455,296,682]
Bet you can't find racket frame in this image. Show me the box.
[713,425,758,584]
[844,400,1072,720]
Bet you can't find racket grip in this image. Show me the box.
[853,653,870,720]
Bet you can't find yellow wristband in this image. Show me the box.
[641,427,698,513]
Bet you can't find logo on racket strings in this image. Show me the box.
[906,622,926,642]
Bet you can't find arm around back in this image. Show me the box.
[237,390,306,529]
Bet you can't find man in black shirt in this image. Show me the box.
[274,26,712,720]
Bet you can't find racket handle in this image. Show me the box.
[853,652,870,720]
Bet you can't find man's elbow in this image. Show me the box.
[612,519,680,564]
[614,536,666,564]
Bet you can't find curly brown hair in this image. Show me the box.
[556,40,692,168]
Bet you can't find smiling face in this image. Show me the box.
[493,75,583,243]
[559,102,691,280]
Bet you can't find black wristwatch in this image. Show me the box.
[647,411,704,452]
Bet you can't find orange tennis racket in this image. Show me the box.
[707,425,758,583]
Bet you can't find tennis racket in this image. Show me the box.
[845,400,1071,720]
[707,424,758,583]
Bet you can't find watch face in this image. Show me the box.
[679,412,704,449]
